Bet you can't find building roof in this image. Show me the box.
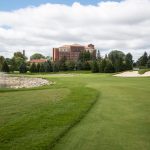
[30,59,47,63]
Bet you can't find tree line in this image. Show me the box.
[0,50,150,73]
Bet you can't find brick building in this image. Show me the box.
[53,44,96,61]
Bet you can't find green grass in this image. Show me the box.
[0,79,99,150]
[0,73,150,150]
[138,68,150,74]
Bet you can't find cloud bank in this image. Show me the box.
[0,0,150,60]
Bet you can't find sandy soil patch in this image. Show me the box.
[0,75,53,88]
[114,71,150,77]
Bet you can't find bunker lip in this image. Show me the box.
[0,76,53,89]
[114,71,150,77]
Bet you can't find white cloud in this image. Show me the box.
[0,0,150,60]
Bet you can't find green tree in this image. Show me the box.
[59,56,67,71]
[97,50,101,61]
[0,56,5,71]
[30,53,45,60]
[39,63,45,72]
[44,61,52,72]
[82,61,91,70]
[137,52,148,67]
[78,51,92,62]
[125,53,133,70]
[147,59,150,68]
[108,50,125,72]
[37,63,41,72]
[1,61,9,72]
[99,59,107,73]
[91,61,99,73]
[66,61,75,71]
[104,60,115,73]
[30,63,37,73]
[19,63,27,73]
[52,62,59,72]
[76,61,83,70]
[12,52,27,71]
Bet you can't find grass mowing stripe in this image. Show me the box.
[0,85,99,150]
[48,87,99,149]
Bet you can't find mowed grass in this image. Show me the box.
[0,81,98,149]
[52,75,150,150]
[0,73,150,150]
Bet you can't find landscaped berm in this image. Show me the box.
[0,73,150,150]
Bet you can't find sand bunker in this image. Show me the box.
[0,75,53,89]
[114,71,150,77]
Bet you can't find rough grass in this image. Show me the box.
[138,68,150,74]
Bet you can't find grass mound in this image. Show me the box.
[138,68,150,74]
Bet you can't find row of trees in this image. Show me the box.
[91,50,133,73]
[0,50,150,73]
[136,52,150,68]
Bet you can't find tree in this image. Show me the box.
[12,52,27,71]
[137,52,148,67]
[52,62,59,72]
[44,61,52,72]
[97,50,101,61]
[147,59,150,68]
[19,63,27,73]
[37,63,41,72]
[99,59,107,73]
[76,61,83,70]
[30,63,37,73]
[82,61,91,70]
[30,53,45,60]
[1,61,9,72]
[108,50,125,72]
[104,60,115,73]
[125,53,133,70]
[91,61,99,73]
[66,61,75,71]
[39,63,45,72]
[78,51,92,62]
[59,56,67,71]
[0,56,5,71]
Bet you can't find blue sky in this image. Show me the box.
[0,0,121,11]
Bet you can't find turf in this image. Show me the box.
[52,74,150,150]
[0,73,150,150]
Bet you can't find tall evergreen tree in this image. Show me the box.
[97,50,101,61]
[37,63,40,72]
[125,53,133,70]
[19,63,27,73]
[91,61,99,73]
[147,59,150,68]
[30,63,37,73]
[1,61,9,72]
[39,63,45,72]
[137,52,148,67]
